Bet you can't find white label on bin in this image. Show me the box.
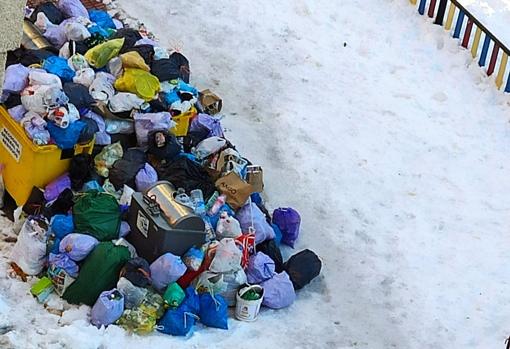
[137,211,149,238]
[0,127,22,162]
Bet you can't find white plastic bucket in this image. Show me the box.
[235,285,264,322]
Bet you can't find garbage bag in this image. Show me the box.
[29,70,62,88]
[42,56,75,82]
[199,293,228,330]
[221,268,247,306]
[57,0,89,19]
[157,304,197,336]
[260,271,296,309]
[91,289,124,328]
[116,308,156,334]
[125,44,154,65]
[69,153,93,191]
[109,156,146,191]
[6,47,56,67]
[135,163,158,193]
[63,242,130,305]
[73,191,121,241]
[20,112,51,145]
[63,82,94,109]
[117,277,147,309]
[146,130,181,163]
[135,38,157,47]
[182,246,204,272]
[109,92,144,113]
[119,51,149,71]
[84,38,124,68]
[150,52,190,83]
[209,238,242,273]
[48,252,79,278]
[44,173,71,202]
[133,111,173,147]
[30,2,64,25]
[89,72,116,101]
[10,217,49,275]
[107,56,123,78]
[50,214,74,239]
[256,239,284,273]
[120,257,151,288]
[246,252,276,284]
[44,23,68,49]
[83,110,110,145]
[139,289,165,319]
[283,249,322,290]
[47,188,75,217]
[64,22,90,41]
[88,9,116,30]
[119,221,130,238]
[114,68,160,101]
[47,120,86,149]
[236,203,275,244]
[163,282,185,308]
[105,118,134,135]
[73,68,95,87]
[67,53,90,72]
[59,233,99,262]
[189,113,224,139]
[272,208,301,248]
[193,137,227,161]
[113,28,142,53]
[216,212,242,240]
[150,253,187,292]
[47,264,75,296]
[94,142,123,177]
[8,105,27,122]
[3,64,29,93]
[153,47,169,60]
[78,117,99,144]
[156,157,216,199]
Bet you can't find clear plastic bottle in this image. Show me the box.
[190,189,215,241]
[207,194,226,216]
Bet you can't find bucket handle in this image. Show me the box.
[238,284,262,299]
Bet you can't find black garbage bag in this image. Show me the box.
[182,123,210,153]
[283,249,322,290]
[30,2,64,25]
[68,40,89,55]
[47,188,75,217]
[156,157,215,198]
[114,28,143,53]
[69,154,93,191]
[78,118,99,144]
[256,239,284,273]
[125,44,154,65]
[3,94,21,109]
[148,97,168,113]
[150,52,190,83]
[63,82,95,109]
[147,130,181,164]
[109,149,147,190]
[6,47,57,67]
[119,257,151,287]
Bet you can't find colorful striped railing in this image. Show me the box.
[409,0,510,92]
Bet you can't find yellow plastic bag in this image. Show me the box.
[120,51,150,71]
[84,38,125,68]
[114,68,160,101]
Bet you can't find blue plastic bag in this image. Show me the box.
[149,253,187,291]
[90,289,124,328]
[42,56,75,82]
[157,304,197,336]
[59,233,99,262]
[48,253,79,278]
[47,120,86,149]
[182,246,204,271]
[83,180,104,192]
[88,24,111,39]
[182,287,200,314]
[272,208,301,248]
[89,10,116,29]
[198,293,228,330]
[271,223,282,246]
[51,214,74,239]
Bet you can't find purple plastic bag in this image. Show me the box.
[119,221,130,238]
[246,252,276,284]
[59,233,99,262]
[90,289,124,328]
[135,163,158,193]
[189,113,224,138]
[133,112,173,147]
[45,173,71,202]
[3,64,29,93]
[272,208,301,248]
[150,253,187,291]
[57,0,89,19]
[8,105,27,122]
[235,203,275,244]
[44,24,68,48]
[260,271,296,309]
[49,253,79,278]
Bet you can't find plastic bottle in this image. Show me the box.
[207,194,226,216]
[190,189,215,241]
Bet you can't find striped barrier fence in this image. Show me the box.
[409,0,510,93]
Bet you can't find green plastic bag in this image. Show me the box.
[73,191,121,241]
[163,282,185,308]
[114,68,160,101]
[84,38,125,68]
[63,242,130,305]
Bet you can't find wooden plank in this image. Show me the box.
[461,19,473,48]
[419,0,427,15]
[434,0,448,25]
[505,71,510,92]
[496,52,508,88]
[453,11,465,39]
[445,3,456,30]
[410,0,417,4]
[428,0,437,18]
[479,35,491,66]
[487,43,500,76]
[471,27,482,58]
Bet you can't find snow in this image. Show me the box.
[2,0,510,348]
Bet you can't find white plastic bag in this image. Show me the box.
[68,53,90,71]
[29,70,62,88]
[109,92,144,113]
[64,22,90,41]
[89,72,115,102]
[21,85,51,115]
[216,212,242,240]
[119,185,135,206]
[193,137,227,160]
[209,238,242,273]
[10,217,49,275]
[117,277,147,309]
[107,57,123,78]
[73,68,95,87]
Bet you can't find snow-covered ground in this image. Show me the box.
[2,0,510,348]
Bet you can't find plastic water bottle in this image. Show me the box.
[191,189,215,241]
[207,194,226,216]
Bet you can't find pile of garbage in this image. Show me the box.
[1,0,322,337]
